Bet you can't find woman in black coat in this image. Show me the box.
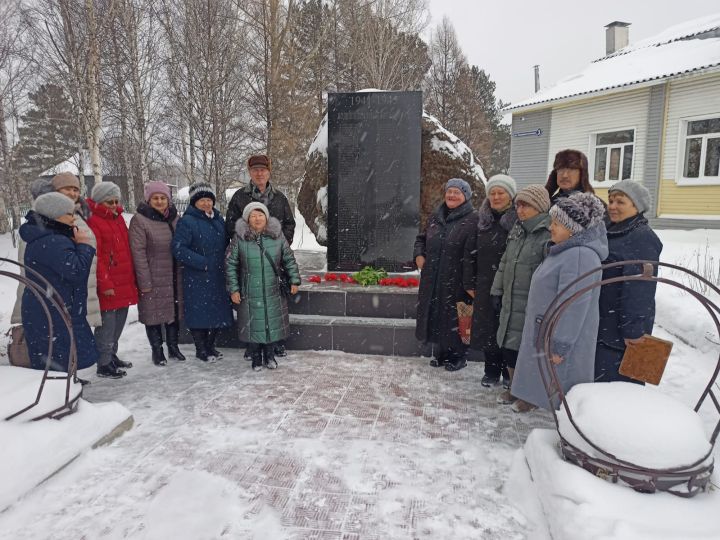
[463,175,517,386]
[415,178,478,372]
[596,180,663,383]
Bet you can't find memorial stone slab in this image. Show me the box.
[327,91,422,271]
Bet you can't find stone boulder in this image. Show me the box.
[297,111,486,245]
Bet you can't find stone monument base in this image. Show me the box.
[181,279,482,360]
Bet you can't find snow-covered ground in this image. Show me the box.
[0,227,718,539]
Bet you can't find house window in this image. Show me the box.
[682,117,720,180]
[592,129,635,183]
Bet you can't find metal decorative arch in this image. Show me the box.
[1,257,83,421]
[535,259,719,497]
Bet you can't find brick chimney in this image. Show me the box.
[605,21,631,55]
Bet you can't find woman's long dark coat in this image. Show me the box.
[414,201,478,350]
[172,205,233,330]
[20,211,99,372]
[462,199,517,351]
[596,214,663,381]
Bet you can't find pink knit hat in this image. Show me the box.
[144,181,172,202]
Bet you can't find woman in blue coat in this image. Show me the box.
[511,193,608,412]
[20,192,99,374]
[172,183,233,362]
[596,180,663,382]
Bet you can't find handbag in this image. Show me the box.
[619,334,673,385]
[258,240,292,297]
[7,325,31,368]
[456,302,473,345]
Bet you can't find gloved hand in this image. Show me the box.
[491,295,502,314]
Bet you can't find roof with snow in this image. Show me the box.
[506,13,720,112]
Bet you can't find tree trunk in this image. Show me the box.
[85,0,103,185]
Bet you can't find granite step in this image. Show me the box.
[286,314,430,357]
[288,286,418,319]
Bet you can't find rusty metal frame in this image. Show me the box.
[2,257,83,421]
[535,259,719,497]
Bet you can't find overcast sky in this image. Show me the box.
[426,0,719,106]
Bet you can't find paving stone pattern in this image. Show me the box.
[1,333,554,540]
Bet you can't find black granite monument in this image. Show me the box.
[327,91,422,271]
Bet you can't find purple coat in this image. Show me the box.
[129,203,183,326]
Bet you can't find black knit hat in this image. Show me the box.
[189,182,216,207]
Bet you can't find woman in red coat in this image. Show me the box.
[87,181,138,378]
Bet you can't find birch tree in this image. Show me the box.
[27,0,107,191]
[0,0,34,233]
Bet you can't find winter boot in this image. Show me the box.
[480,375,500,387]
[206,328,223,360]
[263,343,278,370]
[97,362,125,379]
[165,322,186,361]
[498,368,518,404]
[112,355,133,369]
[190,329,212,362]
[511,399,537,413]
[445,348,468,372]
[146,325,167,366]
[429,348,448,367]
[248,343,263,372]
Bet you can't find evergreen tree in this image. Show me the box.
[14,84,79,180]
[424,18,510,177]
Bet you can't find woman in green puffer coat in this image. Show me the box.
[226,202,301,371]
[490,185,552,406]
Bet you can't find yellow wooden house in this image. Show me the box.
[506,15,720,228]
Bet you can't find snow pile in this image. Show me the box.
[0,395,131,512]
[656,228,720,355]
[557,382,712,469]
[139,470,281,540]
[0,366,82,421]
[424,112,487,182]
[290,207,325,252]
[507,429,720,540]
[307,114,328,159]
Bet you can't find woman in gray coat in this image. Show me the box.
[129,181,185,366]
[490,185,551,405]
[511,192,608,412]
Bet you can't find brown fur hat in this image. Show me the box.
[545,149,594,197]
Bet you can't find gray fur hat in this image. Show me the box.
[242,201,270,222]
[30,178,54,200]
[485,174,517,199]
[91,181,121,203]
[445,178,472,202]
[550,192,605,235]
[608,180,651,214]
[33,192,75,220]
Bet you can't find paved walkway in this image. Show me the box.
[0,324,554,539]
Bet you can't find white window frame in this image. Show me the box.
[588,127,636,188]
[676,113,720,186]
